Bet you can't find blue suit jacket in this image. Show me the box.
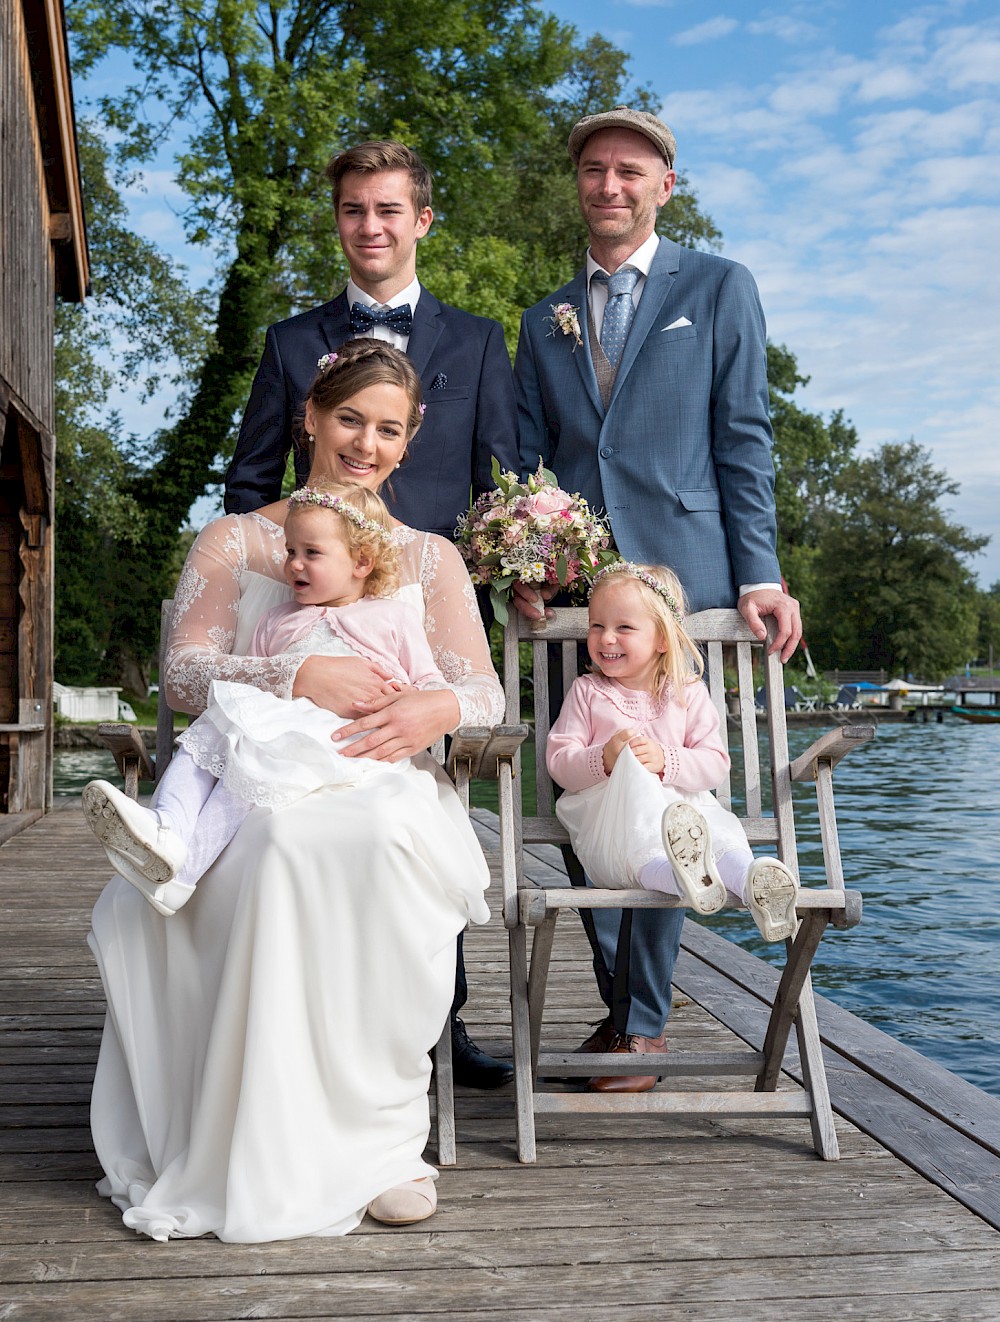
[514,239,780,612]
[225,286,518,539]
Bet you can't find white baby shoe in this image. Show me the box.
[746,858,800,942]
[661,802,727,915]
[82,780,191,916]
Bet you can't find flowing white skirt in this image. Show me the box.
[88,755,491,1243]
[555,744,749,889]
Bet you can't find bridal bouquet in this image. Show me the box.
[455,458,618,623]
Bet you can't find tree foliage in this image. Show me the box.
[54,122,209,688]
[810,442,987,680]
[767,343,858,629]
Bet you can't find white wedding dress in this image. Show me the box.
[88,513,503,1242]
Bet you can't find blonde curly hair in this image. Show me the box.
[284,481,400,599]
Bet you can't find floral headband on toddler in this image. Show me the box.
[287,487,393,542]
[590,561,684,624]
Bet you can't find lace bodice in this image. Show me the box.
[164,512,504,728]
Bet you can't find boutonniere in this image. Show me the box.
[546,302,582,350]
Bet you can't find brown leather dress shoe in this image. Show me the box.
[576,1015,618,1054]
[588,1031,668,1093]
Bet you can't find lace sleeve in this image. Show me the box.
[408,532,505,727]
[164,515,302,714]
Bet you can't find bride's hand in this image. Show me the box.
[291,654,396,718]
[334,688,461,762]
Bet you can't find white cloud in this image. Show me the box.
[673,16,739,46]
[934,24,1000,89]
[746,15,822,44]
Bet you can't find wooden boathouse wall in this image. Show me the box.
[0,0,88,835]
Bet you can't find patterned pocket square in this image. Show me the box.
[430,372,449,390]
[661,317,693,331]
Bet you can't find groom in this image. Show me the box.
[514,106,801,1091]
[226,140,518,1089]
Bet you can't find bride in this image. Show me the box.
[87,340,504,1242]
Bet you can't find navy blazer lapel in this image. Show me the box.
[406,285,444,378]
[608,239,680,407]
[320,291,352,351]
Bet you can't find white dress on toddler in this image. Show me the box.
[555,742,749,890]
[177,619,411,814]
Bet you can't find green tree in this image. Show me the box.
[54,123,209,689]
[974,581,1000,670]
[767,343,858,628]
[810,441,987,680]
[66,0,721,684]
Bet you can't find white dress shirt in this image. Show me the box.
[586,233,779,599]
[346,275,421,353]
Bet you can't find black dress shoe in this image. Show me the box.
[450,1016,514,1089]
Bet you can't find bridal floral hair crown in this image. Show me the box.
[590,561,684,623]
[287,487,392,541]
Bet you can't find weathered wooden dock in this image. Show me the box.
[3,803,1000,1320]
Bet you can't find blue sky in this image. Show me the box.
[544,0,1000,587]
[78,0,1000,587]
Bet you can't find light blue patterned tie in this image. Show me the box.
[593,267,639,369]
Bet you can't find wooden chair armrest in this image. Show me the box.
[789,724,876,782]
[96,723,156,784]
[449,724,528,780]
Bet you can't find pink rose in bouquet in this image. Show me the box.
[455,458,619,624]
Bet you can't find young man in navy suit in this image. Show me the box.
[227,141,517,1088]
[513,107,802,1093]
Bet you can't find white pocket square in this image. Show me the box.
[661,317,692,331]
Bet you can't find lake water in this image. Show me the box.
[53,716,1000,1097]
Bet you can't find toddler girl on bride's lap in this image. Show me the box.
[546,561,799,942]
[83,482,451,916]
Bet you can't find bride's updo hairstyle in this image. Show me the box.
[301,338,425,447]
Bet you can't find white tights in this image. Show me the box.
[152,750,251,889]
[639,847,754,903]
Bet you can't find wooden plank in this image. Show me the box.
[3,1251,1000,1321]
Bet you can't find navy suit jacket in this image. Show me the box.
[226,286,518,539]
[514,239,780,613]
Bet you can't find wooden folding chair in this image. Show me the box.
[497,606,872,1163]
[96,600,489,1166]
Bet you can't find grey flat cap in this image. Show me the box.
[568,105,676,168]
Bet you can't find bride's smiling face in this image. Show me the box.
[305,382,411,490]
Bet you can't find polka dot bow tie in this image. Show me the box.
[350,303,413,336]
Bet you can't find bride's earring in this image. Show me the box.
[394,462,401,469]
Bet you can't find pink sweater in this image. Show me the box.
[546,673,730,793]
[250,598,447,692]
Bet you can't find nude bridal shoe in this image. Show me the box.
[367,1178,437,1225]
